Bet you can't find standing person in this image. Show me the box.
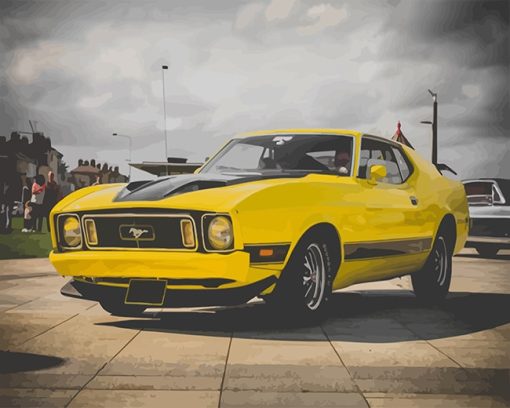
[92,174,101,186]
[43,171,61,232]
[21,178,31,205]
[22,201,33,232]
[0,182,17,234]
[31,174,46,233]
[4,182,17,233]
[0,182,7,234]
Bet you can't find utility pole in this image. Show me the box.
[162,65,169,163]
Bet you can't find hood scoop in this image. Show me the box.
[114,173,260,202]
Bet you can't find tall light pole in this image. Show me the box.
[420,89,438,165]
[162,65,169,162]
[428,89,438,165]
[420,120,433,160]
[112,133,132,180]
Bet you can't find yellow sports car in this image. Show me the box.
[49,129,469,318]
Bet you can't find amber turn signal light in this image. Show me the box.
[259,248,274,257]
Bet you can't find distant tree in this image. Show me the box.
[58,160,69,182]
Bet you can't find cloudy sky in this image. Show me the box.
[1,0,508,180]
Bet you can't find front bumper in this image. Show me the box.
[466,217,510,248]
[61,275,277,308]
[49,249,282,306]
[50,249,278,283]
[465,236,510,248]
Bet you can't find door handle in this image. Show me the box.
[410,196,419,206]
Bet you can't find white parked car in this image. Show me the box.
[463,178,510,257]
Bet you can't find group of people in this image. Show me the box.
[23,171,61,233]
[0,171,61,234]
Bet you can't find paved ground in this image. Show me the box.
[0,249,509,407]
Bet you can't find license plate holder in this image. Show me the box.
[125,279,167,306]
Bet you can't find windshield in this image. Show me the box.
[200,134,354,176]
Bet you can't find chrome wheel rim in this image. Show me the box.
[434,237,448,286]
[303,243,326,311]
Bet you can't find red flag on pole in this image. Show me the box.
[391,121,414,149]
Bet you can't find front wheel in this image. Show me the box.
[266,234,335,320]
[411,233,452,304]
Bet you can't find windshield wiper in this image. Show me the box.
[297,169,345,176]
[215,165,244,171]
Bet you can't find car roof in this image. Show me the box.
[238,129,363,138]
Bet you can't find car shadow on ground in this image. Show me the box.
[455,253,510,261]
[0,351,66,374]
[96,291,510,343]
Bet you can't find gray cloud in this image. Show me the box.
[0,0,508,180]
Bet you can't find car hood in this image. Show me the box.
[114,172,304,202]
[55,172,326,213]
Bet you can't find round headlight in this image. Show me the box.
[207,216,233,250]
[63,216,82,247]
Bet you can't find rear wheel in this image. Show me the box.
[411,232,452,304]
[475,245,499,258]
[267,234,335,320]
[99,299,147,317]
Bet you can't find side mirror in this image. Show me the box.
[368,164,387,184]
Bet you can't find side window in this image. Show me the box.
[358,138,403,184]
[391,146,412,182]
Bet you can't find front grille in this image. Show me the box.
[470,217,510,238]
[82,213,196,250]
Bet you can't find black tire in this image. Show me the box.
[411,231,452,304]
[475,245,500,258]
[266,233,335,320]
[99,299,147,317]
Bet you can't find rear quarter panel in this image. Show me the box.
[404,147,469,254]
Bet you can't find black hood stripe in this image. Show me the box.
[114,172,307,202]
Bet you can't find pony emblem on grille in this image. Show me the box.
[129,227,149,239]
[118,224,155,241]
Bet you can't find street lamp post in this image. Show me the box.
[112,133,132,180]
[420,89,438,165]
[428,89,438,165]
[162,65,169,163]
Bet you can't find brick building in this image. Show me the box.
[70,159,128,189]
